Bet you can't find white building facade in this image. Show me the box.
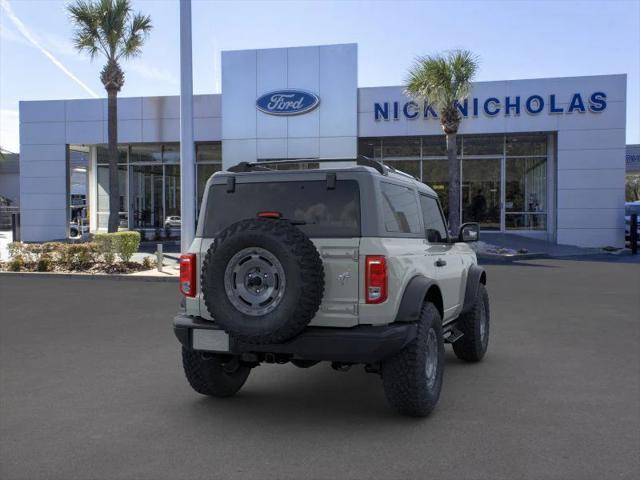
[19,43,627,247]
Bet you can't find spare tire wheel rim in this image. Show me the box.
[224,247,286,316]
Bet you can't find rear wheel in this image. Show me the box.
[382,302,444,417]
[453,283,490,362]
[182,348,251,397]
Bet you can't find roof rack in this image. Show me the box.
[226,156,387,175]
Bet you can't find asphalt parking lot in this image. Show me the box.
[1,258,639,480]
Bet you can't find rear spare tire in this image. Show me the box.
[202,218,324,344]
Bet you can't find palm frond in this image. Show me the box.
[67,0,151,64]
[405,49,479,115]
[118,13,152,60]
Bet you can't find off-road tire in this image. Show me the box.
[381,302,444,417]
[453,283,490,362]
[182,348,251,397]
[201,218,324,344]
[290,359,319,368]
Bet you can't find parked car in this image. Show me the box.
[164,216,181,228]
[173,157,490,417]
[625,201,640,245]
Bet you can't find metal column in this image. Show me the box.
[179,0,195,251]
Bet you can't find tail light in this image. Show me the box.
[365,255,387,304]
[179,254,196,297]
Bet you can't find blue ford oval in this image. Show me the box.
[256,90,320,116]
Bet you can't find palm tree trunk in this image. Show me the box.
[107,89,120,233]
[447,132,461,235]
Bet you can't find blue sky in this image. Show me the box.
[1,0,638,152]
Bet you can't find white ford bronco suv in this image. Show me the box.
[174,157,489,417]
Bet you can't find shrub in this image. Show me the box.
[7,242,25,259]
[112,231,140,263]
[94,233,115,264]
[37,254,53,272]
[141,256,156,270]
[59,243,98,270]
[8,255,25,272]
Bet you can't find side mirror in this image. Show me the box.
[458,222,480,242]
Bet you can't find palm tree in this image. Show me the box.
[405,50,478,234]
[68,0,152,232]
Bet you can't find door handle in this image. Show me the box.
[435,258,447,267]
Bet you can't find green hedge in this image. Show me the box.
[111,231,140,262]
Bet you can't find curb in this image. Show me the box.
[0,271,178,282]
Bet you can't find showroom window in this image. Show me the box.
[196,143,222,214]
[95,143,186,233]
[358,133,549,232]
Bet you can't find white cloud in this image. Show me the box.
[0,109,19,153]
[0,0,99,98]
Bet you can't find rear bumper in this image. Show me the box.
[173,314,417,364]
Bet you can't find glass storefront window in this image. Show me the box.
[97,145,127,164]
[506,134,547,156]
[358,138,382,160]
[131,164,163,229]
[97,164,128,228]
[358,133,551,232]
[421,136,448,156]
[164,165,181,221]
[463,135,503,156]
[196,143,222,162]
[130,144,162,163]
[505,214,547,230]
[462,158,501,230]
[197,163,222,211]
[422,159,449,217]
[381,136,421,161]
[505,157,547,230]
[163,144,180,163]
[196,143,223,216]
[383,159,420,180]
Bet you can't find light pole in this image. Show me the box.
[179,0,195,251]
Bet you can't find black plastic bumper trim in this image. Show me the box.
[173,314,417,364]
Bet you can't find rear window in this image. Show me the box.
[203,180,360,238]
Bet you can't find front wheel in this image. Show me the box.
[382,302,444,417]
[181,348,251,397]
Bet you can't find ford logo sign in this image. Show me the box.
[256,90,320,116]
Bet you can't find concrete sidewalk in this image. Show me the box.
[481,232,606,257]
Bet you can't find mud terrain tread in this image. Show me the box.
[382,302,443,417]
[452,283,489,362]
[182,347,250,397]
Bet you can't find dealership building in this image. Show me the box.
[18,43,627,247]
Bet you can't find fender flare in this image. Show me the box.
[461,265,487,315]
[394,275,441,322]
